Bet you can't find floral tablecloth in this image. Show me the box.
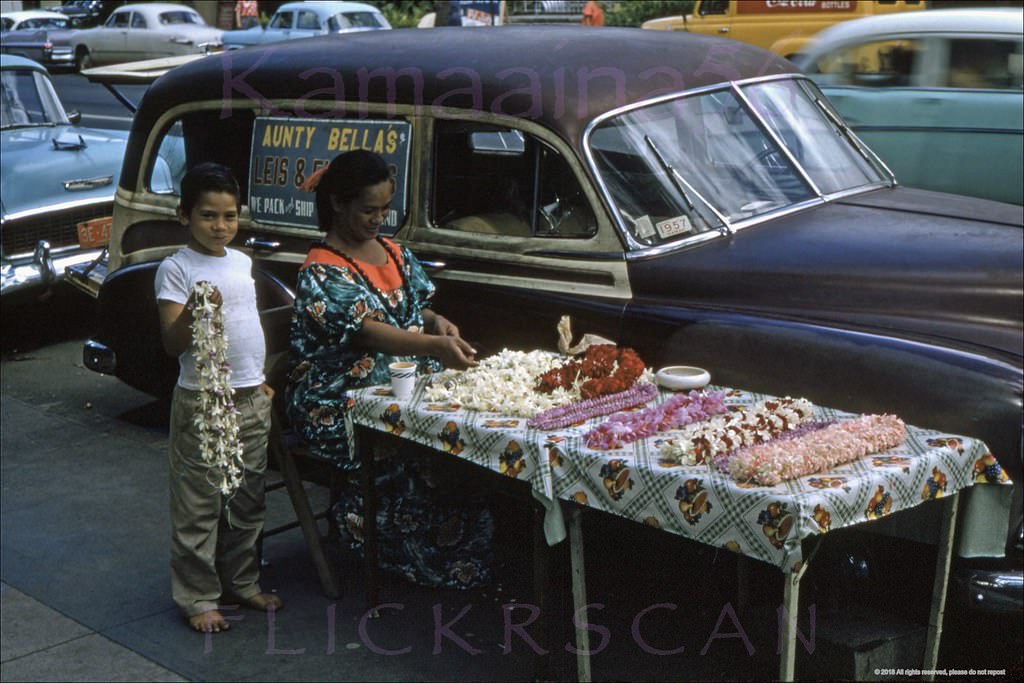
[344,382,1009,573]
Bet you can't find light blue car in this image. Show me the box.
[0,53,129,298]
[797,8,1024,205]
[222,1,390,51]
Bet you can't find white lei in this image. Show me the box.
[190,282,244,495]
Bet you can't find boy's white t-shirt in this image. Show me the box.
[154,246,266,391]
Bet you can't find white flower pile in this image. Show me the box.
[190,281,244,496]
[424,349,574,416]
[658,397,815,466]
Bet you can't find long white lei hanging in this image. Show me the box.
[190,281,244,495]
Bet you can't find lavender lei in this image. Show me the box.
[585,390,729,450]
[529,382,659,431]
[190,281,244,496]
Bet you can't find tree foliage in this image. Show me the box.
[364,1,435,28]
[606,0,695,28]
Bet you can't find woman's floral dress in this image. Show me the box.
[286,239,493,589]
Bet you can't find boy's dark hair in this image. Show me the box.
[179,162,241,215]
[315,150,393,231]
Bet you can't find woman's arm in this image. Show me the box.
[422,309,460,337]
[354,319,477,370]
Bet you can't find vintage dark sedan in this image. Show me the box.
[79,27,1022,619]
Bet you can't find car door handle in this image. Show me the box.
[244,237,281,251]
[718,27,729,33]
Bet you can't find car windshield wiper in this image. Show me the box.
[813,97,896,186]
[643,134,732,236]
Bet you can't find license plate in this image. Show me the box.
[77,216,112,248]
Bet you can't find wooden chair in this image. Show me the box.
[258,305,342,599]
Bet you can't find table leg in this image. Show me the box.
[568,507,591,683]
[924,493,960,680]
[779,568,801,683]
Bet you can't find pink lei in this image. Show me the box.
[727,414,906,486]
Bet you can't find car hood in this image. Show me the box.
[0,124,128,219]
[630,187,1024,362]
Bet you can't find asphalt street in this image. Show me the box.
[2,287,1022,682]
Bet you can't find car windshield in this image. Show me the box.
[588,77,889,247]
[0,69,67,129]
[328,12,384,30]
[159,11,203,25]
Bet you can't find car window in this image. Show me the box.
[701,0,729,16]
[160,10,203,25]
[26,17,70,29]
[808,38,923,87]
[0,18,11,32]
[269,11,294,29]
[296,11,320,30]
[147,111,255,201]
[329,12,386,30]
[946,39,1023,90]
[131,12,147,29]
[433,121,597,239]
[0,69,66,128]
[106,11,130,28]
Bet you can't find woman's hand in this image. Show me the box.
[432,335,478,370]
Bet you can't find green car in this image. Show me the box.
[798,7,1024,205]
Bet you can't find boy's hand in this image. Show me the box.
[259,383,275,400]
[187,281,223,312]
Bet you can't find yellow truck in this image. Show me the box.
[642,0,926,60]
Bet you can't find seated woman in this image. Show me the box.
[286,150,493,589]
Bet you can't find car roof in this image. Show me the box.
[1,10,70,21]
[135,25,795,143]
[276,1,384,13]
[804,8,1023,55]
[0,54,49,72]
[112,3,202,14]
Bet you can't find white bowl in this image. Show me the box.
[655,366,711,391]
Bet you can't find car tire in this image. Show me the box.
[75,48,93,72]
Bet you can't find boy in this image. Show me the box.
[155,162,283,633]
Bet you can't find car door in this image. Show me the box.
[912,35,1024,204]
[91,9,130,64]
[265,9,295,41]
[401,118,630,356]
[291,9,323,39]
[123,10,151,62]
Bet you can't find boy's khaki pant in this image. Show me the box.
[169,385,272,617]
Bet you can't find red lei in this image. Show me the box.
[535,344,646,399]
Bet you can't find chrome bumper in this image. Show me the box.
[1,241,103,297]
[952,566,1024,615]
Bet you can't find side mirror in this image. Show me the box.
[67,110,82,124]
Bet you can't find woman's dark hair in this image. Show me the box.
[179,162,240,215]
[315,150,392,231]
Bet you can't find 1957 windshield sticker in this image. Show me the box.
[655,215,693,239]
[249,117,411,232]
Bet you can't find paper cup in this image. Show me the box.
[388,361,417,399]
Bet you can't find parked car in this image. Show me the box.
[641,0,924,60]
[0,10,76,68]
[69,2,222,71]
[78,27,1021,617]
[55,1,112,29]
[1,9,72,32]
[0,54,129,298]
[222,1,390,50]
[796,8,1024,205]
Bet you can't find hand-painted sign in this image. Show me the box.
[248,117,411,232]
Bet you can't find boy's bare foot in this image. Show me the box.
[188,610,231,633]
[239,593,283,612]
